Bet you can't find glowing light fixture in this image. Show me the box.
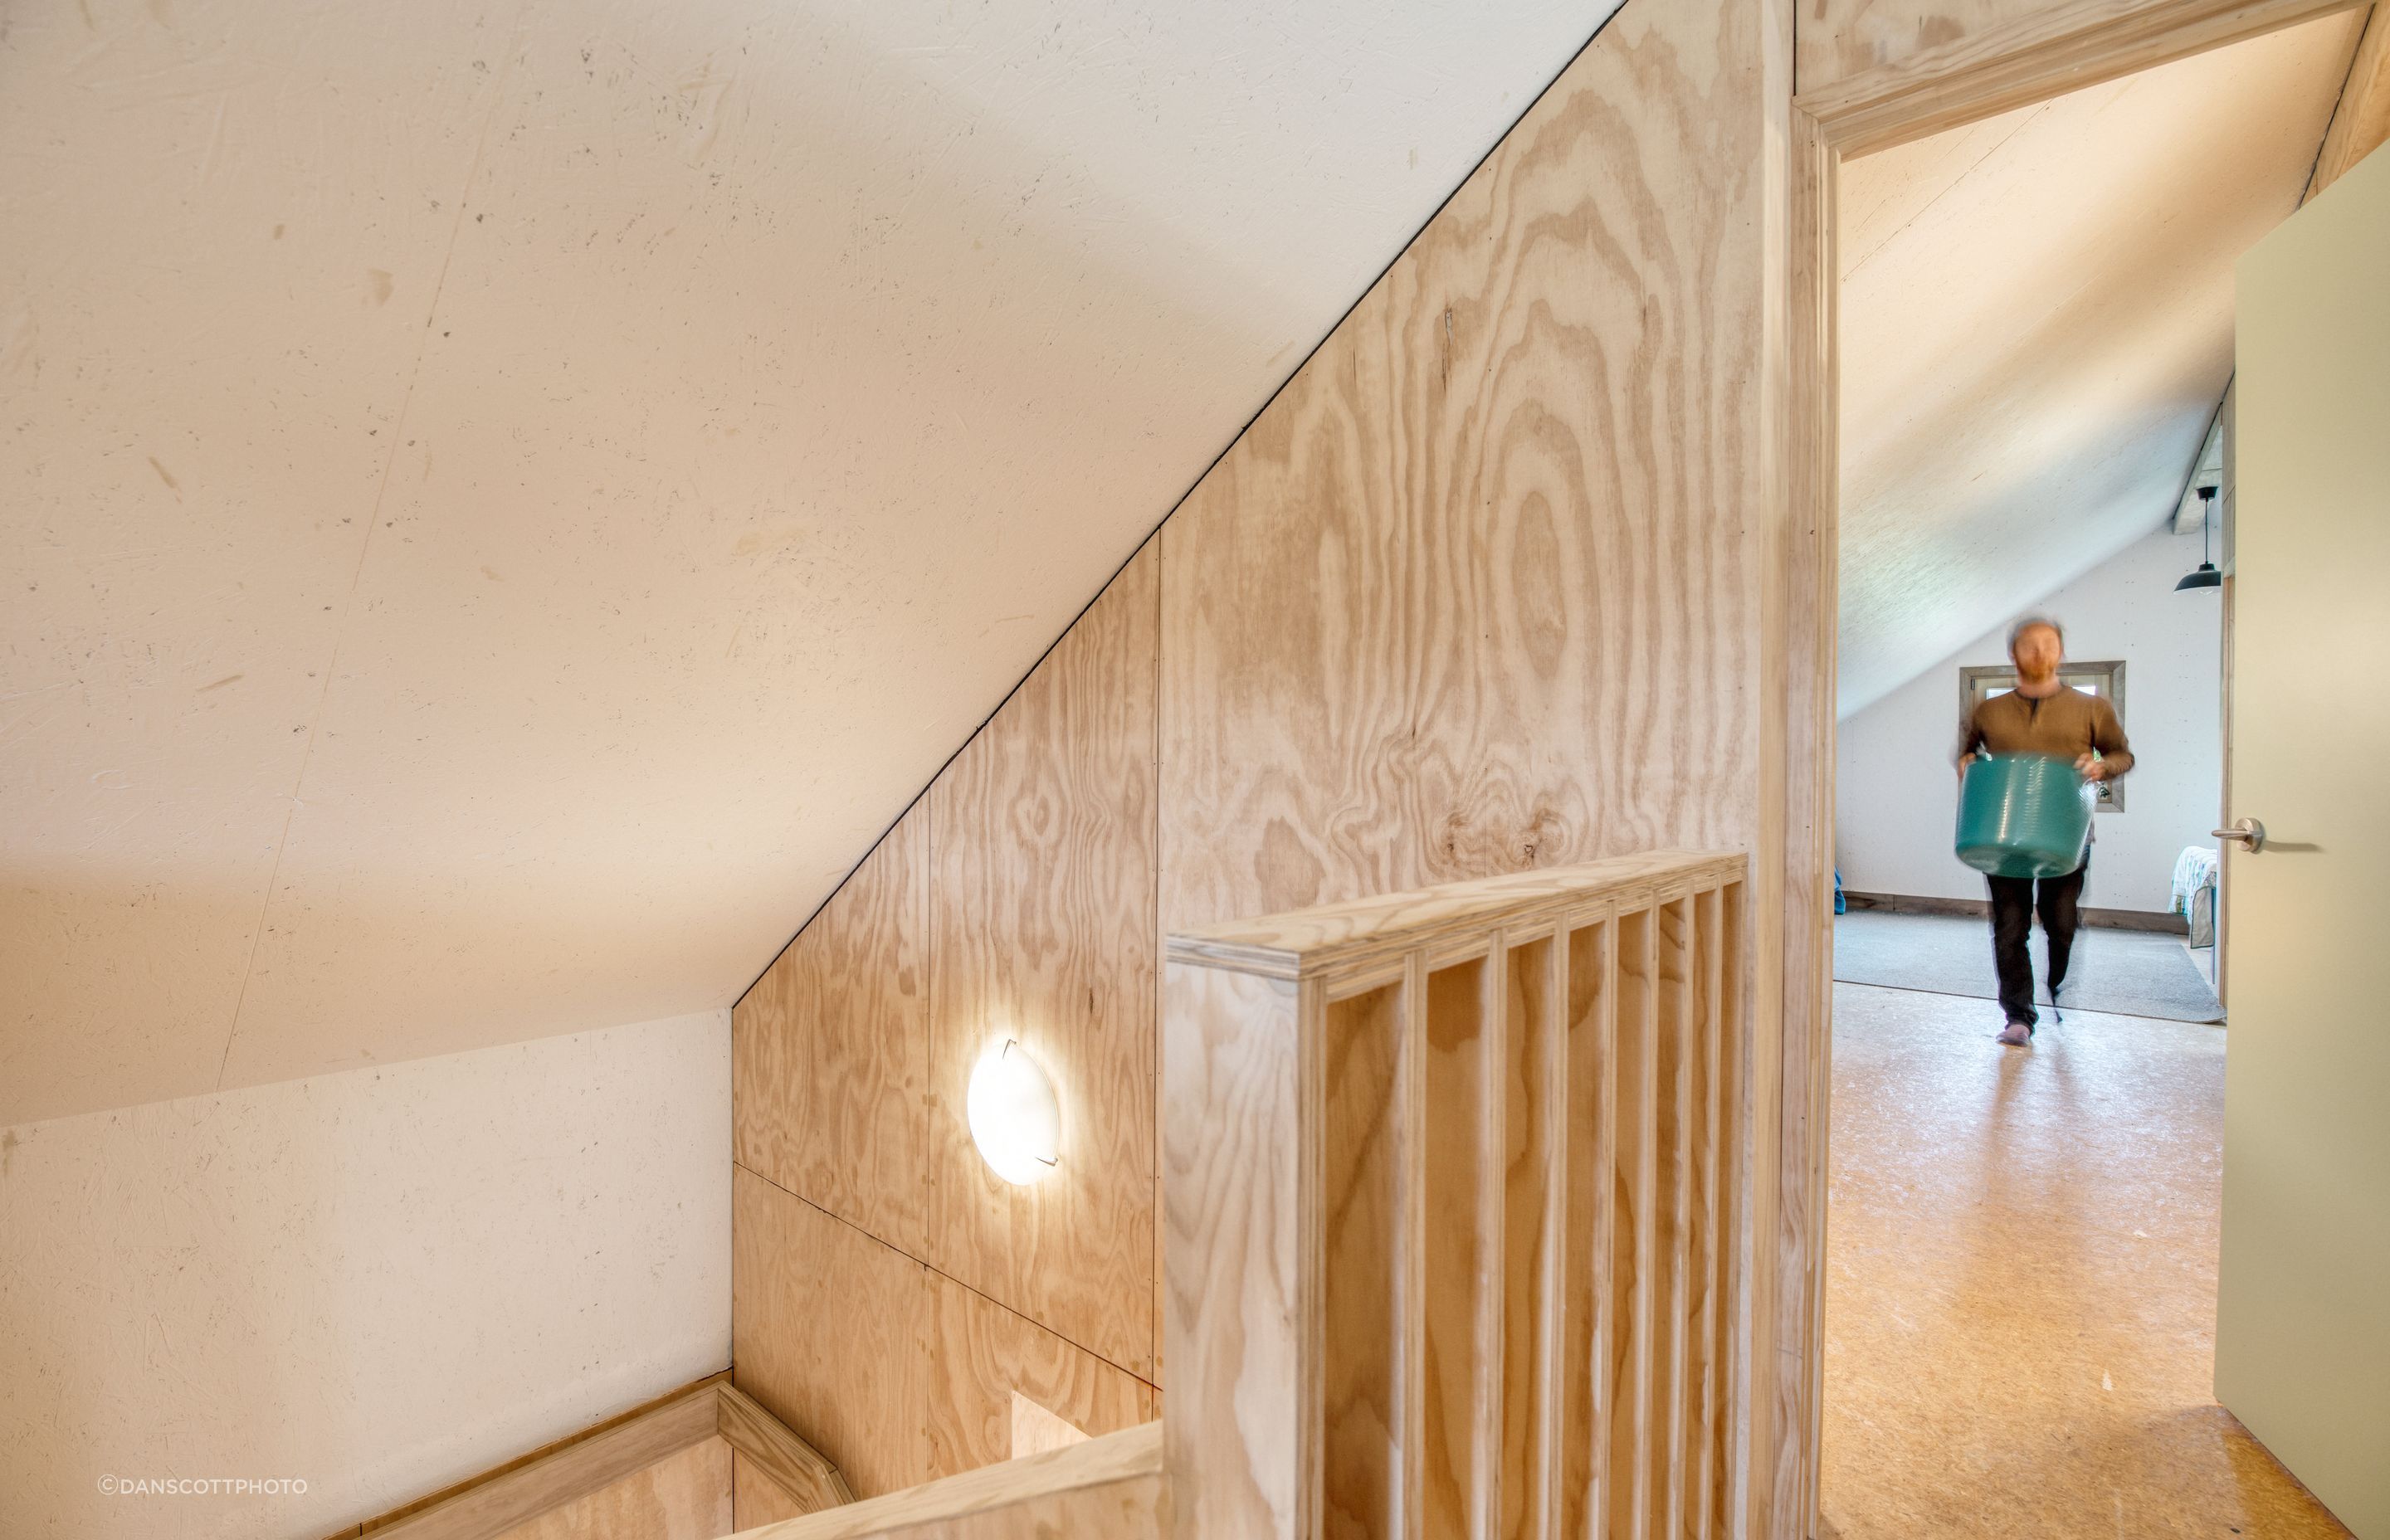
[966,1039,1060,1185]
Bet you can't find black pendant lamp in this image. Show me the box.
[2176,484,2222,590]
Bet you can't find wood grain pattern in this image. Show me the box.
[1159,961,1317,1540]
[731,0,1810,1520]
[733,1167,934,1499]
[719,1383,856,1517]
[1158,860,1744,1540]
[735,1451,817,1534]
[1155,0,1776,949]
[734,807,931,1256]
[724,1422,1162,1540]
[486,1438,732,1540]
[1797,0,2363,152]
[927,540,1159,1382]
[924,1272,1159,1479]
[2309,2,2390,199]
[1167,850,1746,985]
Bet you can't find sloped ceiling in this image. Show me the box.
[0,0,1620,1126]
[1836,11,2360,717]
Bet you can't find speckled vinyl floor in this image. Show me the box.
[1821,982,2350,1538]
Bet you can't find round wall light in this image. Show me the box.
[966,1039,1060,1186]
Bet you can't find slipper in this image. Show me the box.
[1998,1021,2032,1046]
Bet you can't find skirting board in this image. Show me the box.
[1841,889,2189,934]
[325,1376,851,1540]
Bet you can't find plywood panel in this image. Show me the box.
[924,1273,1159,1479]
[1157,0,1769,938]
[486,1438,731,1540]
[1159,962,1314,1540]
[732,1167,934,1499]
[927,542,1160,1380]
[735,1450,816,1533]
[734,808,931,1256]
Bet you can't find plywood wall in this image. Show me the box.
[733,0,1792,1504]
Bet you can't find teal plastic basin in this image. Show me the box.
[1955,753,2093,880]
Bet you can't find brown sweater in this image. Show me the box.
[1958,687,2134,776]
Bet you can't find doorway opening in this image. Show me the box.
[1796,6,2383,1535]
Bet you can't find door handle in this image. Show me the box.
[2211,817,2266,853]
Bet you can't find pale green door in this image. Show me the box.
[2214,142,2390,1538]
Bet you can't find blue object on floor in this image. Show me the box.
[1834,866,1846,915]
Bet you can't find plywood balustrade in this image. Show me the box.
[1161,850,1749,1540]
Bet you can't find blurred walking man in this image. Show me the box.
[1957,617,2134,1045]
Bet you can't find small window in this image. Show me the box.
[1959,660,2127,810]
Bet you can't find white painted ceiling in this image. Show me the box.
[1836,11,2361,717]
[1,0,1620,1125]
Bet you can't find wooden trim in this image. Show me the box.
[1796,0,2367,156]
[1841,889,2191,933]
[719,1382,857,1515]
[724,1421,1163,1540]
[341,1377,846,1540]
[2308,2,2390,200]
[367,1384,722,1540]
[1164,850,1748,982]
[1779,2,2361,1536]
[334,1372,730,1536]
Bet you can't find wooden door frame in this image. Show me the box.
[1769,1,2369,1534]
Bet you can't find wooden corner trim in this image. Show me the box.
[724,1421,1163,1540]
[357,1379,849,1540]
[717,1382,857,1514]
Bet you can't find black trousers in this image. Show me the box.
[1986,856,2087,1027]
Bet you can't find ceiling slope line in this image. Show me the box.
[731,2,1638,1011]
[212,0,538,1092]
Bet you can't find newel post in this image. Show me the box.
[1159,957,1321,1540]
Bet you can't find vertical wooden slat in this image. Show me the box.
[1160,962,1318,1540]
[1402,950,1430,1540]
[1607,907,1658,1540]
[1423,953,1503,1539]
[1685,887,1721,1539]
[1650,899,1693,1538]
[1710,880,1748,1533]
[1322,977,1413,1539]
[1499,933,1567,1540]
[1558,919,1615,1539]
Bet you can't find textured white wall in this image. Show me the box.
[0,1009,729,1540]
[1835,524,2222,914]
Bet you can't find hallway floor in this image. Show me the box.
[1820,982,2350,1538]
